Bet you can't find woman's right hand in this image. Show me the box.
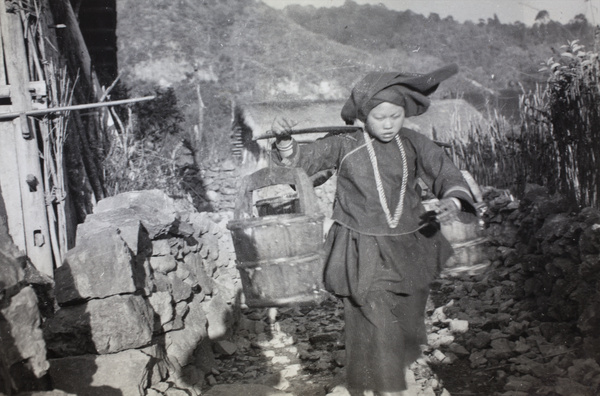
[271,117,296,144]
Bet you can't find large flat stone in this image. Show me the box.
[56,231,138,303]
[44,294,154,356]
[95,190,179,239]
[49,349,153,396]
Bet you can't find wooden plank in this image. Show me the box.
[0,2,54,276]
[0,121,27,251]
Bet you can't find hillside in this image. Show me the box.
[116,0,457,103]
[283,1,597,93]
[114,0,597,162]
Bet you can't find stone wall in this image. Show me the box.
[482,184,600,362]
[42,190,240,396]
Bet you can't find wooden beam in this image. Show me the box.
[0,2,54,276]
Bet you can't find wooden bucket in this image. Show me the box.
[227,167,326,308]
[423,199,490,269]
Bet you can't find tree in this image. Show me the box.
[535,10,550,24]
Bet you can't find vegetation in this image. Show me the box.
[448,39,600,209]
[104,0,600,209]
[284,2,597,93]
[103,86,198,201]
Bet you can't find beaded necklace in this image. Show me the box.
[363,130,408,228]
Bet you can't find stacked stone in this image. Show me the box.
[42,190,241,396]
[202,160,241,212]
[430,184,600,395]
[0,195,52,394]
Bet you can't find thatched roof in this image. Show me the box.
[237,98,486,144]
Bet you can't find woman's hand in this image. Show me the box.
[271,117,296,158]
[434,197,461,222]
[270,117,296,144]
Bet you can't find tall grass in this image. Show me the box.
[450,40,600,209]
[448,113,523,192]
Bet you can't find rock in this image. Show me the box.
[48,349,153,396]
[174,220,195,238]
[258,374,290,391]
[206,190,220,202]
[44,294,153,356]
[203,286,235,340]
[431,349,453,364]
[215,340,237,356]
[469,350,488,367]
[168,270,193,302]
[553,377,596,396]
[164,296,208,391]
[0,286,49,378]
[148,291,174,330]
[325,384,351,396]
[448,343,470,356]
[184,253,214,294]
[271,355,291,365]
[76,212,147,256]
[56,230,144,303]
[487,338,514,360]
[163,301,188,332]
[0,250,25,291]
[95,190,179,239]
[469,331,492,349]
[152,239,172,256]
[150,255,177,274]
[309,332,339,344]
[448,319,469,334]
[221,159,237,171]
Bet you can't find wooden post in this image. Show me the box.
[0,3,54,276]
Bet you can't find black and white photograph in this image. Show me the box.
[1,1,600,395]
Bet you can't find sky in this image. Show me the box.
[261,0,600,26]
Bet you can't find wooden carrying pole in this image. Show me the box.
[254,125,453,148]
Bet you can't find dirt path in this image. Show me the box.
[205,276,480,396]
[205,254,598,396]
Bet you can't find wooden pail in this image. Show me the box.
[423,199,490,269]
[227,167,326,308]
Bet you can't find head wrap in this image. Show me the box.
[341,63,459,123]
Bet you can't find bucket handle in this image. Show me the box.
[234,167,320,220]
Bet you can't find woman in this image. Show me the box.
[274,64,475,396]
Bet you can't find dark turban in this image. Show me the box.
[341,64,459,123]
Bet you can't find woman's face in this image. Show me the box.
[365,102,405,142]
